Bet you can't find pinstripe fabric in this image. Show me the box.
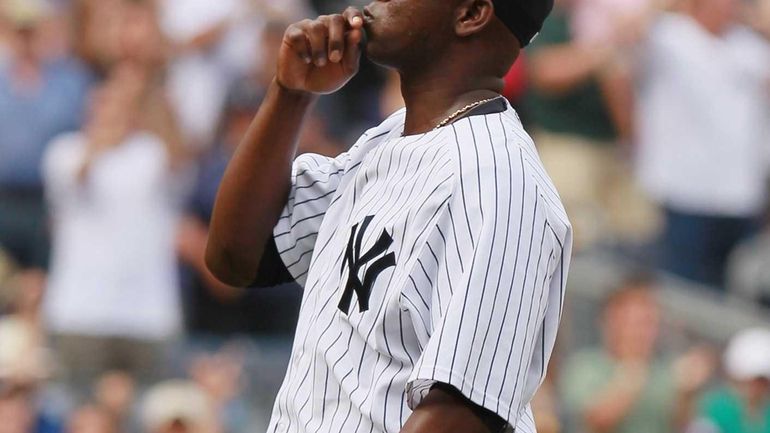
[268,102,572,433]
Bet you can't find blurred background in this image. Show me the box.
[0,0,769,432]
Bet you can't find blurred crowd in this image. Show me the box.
[0,0,769,432]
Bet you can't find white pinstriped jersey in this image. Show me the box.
[267,100,572,433]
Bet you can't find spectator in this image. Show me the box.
[71,0,125,76]
[0,314,59,433]
[688,328,770,433]
[115,0,167,73]
[560,276,714,433]
[0,385,53,433]
[42,63,188,387]
[140,380,217,433]
[0,0,91,278]
[92,371,137,433]
[634,0,770,287]
[526,0,657,249]
[188,349,252,433]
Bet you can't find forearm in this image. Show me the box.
[206,80,317,286]
[528,45,612,95]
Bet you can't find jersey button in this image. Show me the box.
[277,421,287,432]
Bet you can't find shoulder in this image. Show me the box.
[560,349,612,391]
[648,13,697,47]
[45,132,86,159]
[447,110,570,228]
[358,108,406,144]
[727,25,770,44]
[334,108,407,163]
[726,26,770,56]
[359,108,406,143]
[445,109,526,173]
[382,107,407,125]
[42,132,88,177]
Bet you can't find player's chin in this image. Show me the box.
[362,39,400,69]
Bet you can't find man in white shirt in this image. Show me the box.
[206,1,573,432]
[635,0,770,287]
[43,66,184,384]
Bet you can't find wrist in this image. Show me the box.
[272,77,317,104]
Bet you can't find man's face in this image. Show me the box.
[0,389,34,433]
[362,0,456,68]
[603,291,661,361]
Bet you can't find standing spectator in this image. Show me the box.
[560,276,714,433]
[72,0,166,77]
[71,0,125,76]
[0,0,91,282]
[526,0,657,249]
[634,0,770,288]
[688,328,770,433]
[42,63,188,387]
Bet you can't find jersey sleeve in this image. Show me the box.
[404,136,572,428]
[272,152,350,285]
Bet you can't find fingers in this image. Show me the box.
[283,9,364,67]
[342,7,364,29]
[342,28,363,71]
[327,15,346,63]
[306,19,329,67]
[285,21,313,65]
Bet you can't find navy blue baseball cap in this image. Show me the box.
[493,0,554,46]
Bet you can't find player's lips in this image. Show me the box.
[363,7,374,23]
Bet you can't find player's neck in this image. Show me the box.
[398,68,503,136]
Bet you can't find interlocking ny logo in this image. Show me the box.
[338,215,396,314]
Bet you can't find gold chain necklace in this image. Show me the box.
[434,96,502,130]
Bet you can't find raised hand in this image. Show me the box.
[276,8,366,95]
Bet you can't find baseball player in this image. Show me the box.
[206,1,572,432]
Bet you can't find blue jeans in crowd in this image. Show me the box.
[660,207,757,289]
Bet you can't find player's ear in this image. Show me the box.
[454,0,496,37]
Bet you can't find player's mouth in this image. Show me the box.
[363,7,375,24]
